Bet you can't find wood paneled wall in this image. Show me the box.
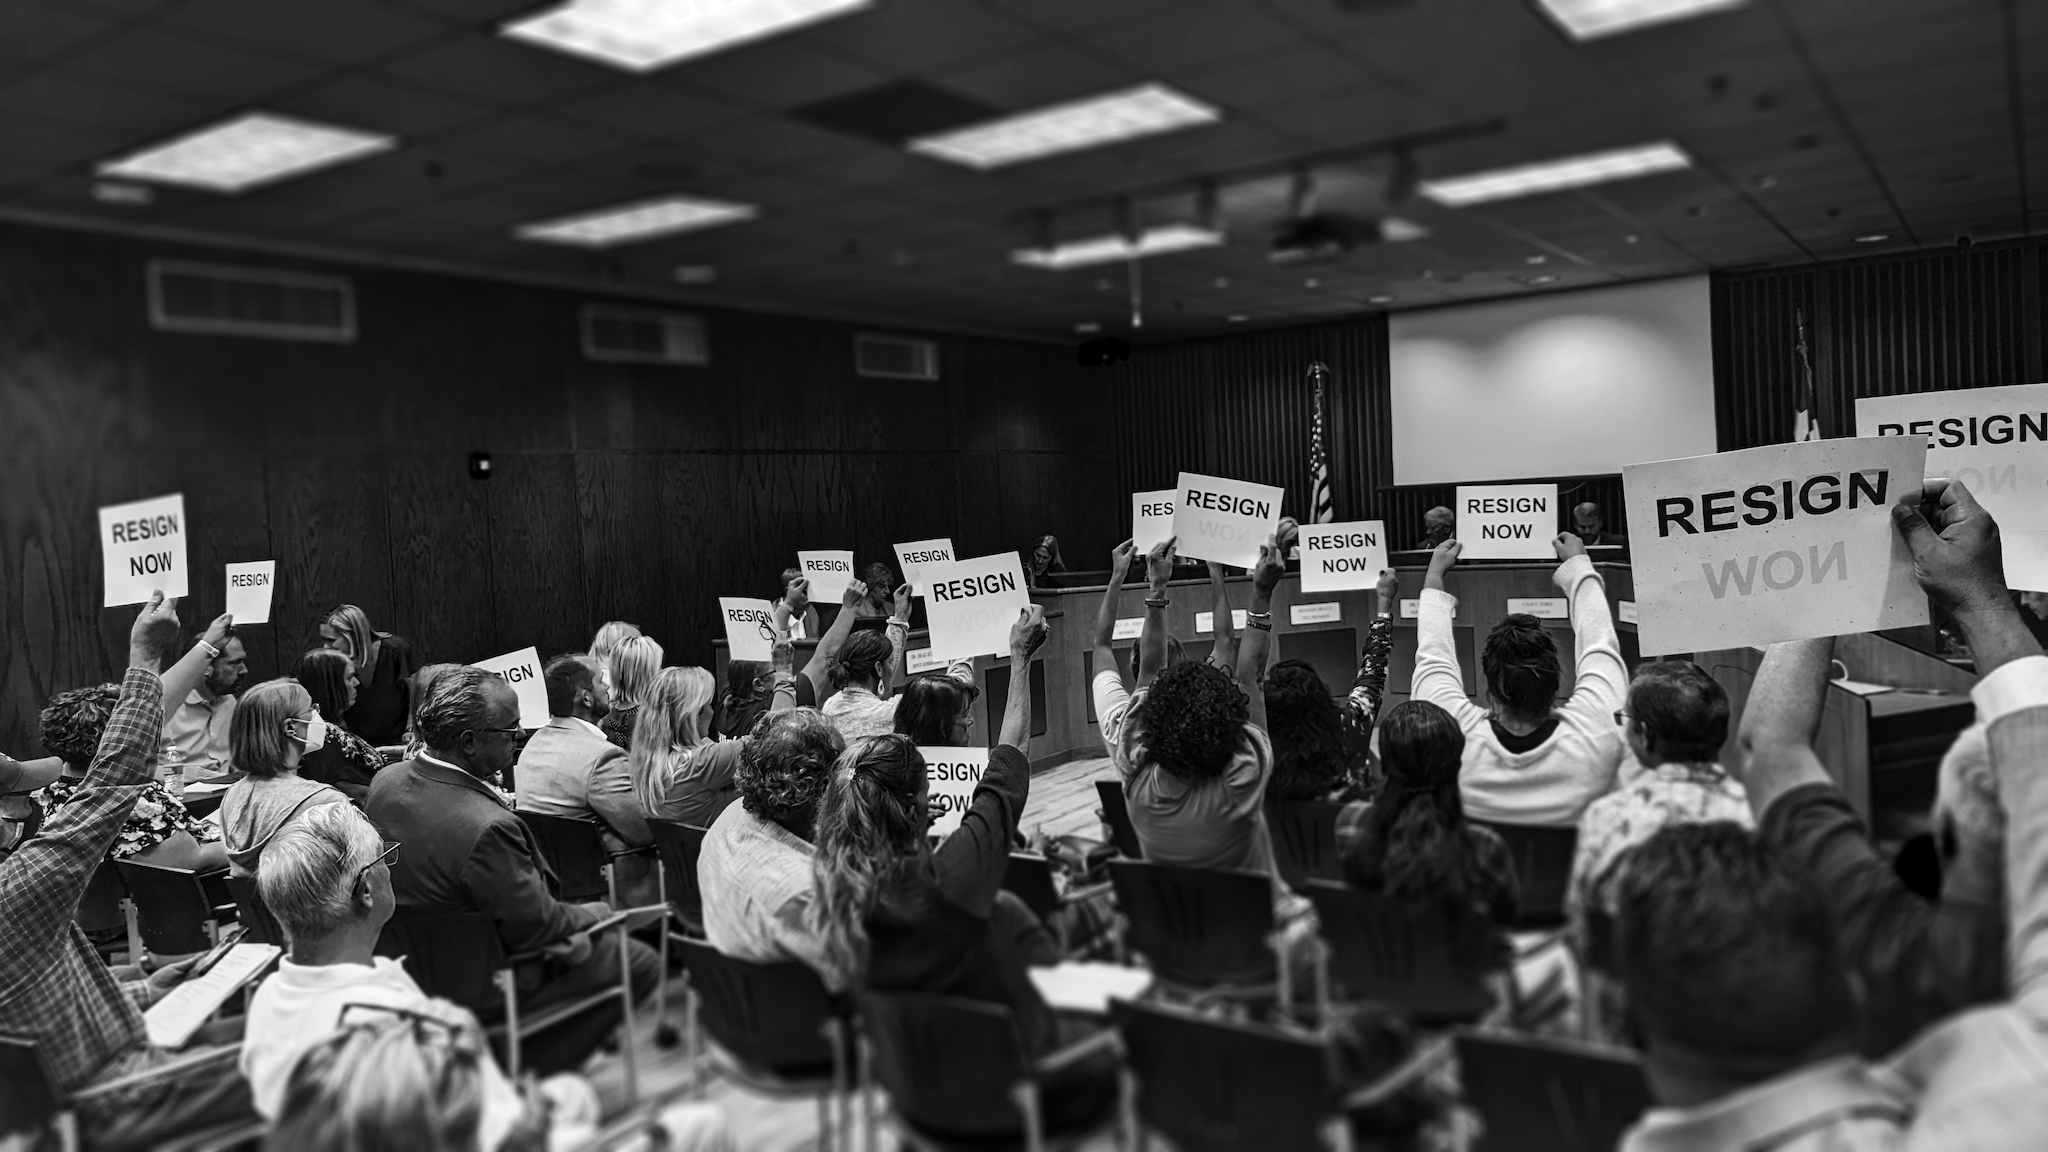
[0,223,1114,756]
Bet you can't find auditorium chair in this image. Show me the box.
[1265,798,1346,890]
[517,810,627,904]
[1471,822,1578,929]
[1,1032,260,1152]
[77,860,139,964]
[647,818,709,937]
[113,859,237,959]
[673,939,852,1151]
[1094,780,1144,859]
[1453,1030,1651,1152]
[1112,997,1452,1152]
[1108,859,1293,1009]
[1304,881,1497,1026]
[858,991,1120,1152]
[225,874,284,948]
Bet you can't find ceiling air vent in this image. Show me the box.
[581,305,707,365]
[855,333,938,380]
[147,260,355,342]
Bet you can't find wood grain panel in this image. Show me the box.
[384,452,494,665]
[131,453,279,682]
[485,452,587,660]
[265,453,394,658]
[846,452,961,573]
[575,452,670,652]
[656,453,737,667]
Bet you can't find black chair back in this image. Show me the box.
[1095,780,1144,859]
[859,991,1029,1139]
[1473,822,1578,928]
[1455,1031,1651,1152]
[0,1034,62,1136]
[375,909,509,1017]
[113,858,218,955]
[517,811,611,902]
[226,874,285,947]
[648,818,708,935]
[675,938,838,1075]
[78,860,128,936]
[1112,999,1338,1152]
[1002,852,1062,924]
[1108,859,1275,988]
[1304,880,1495,1022]
[1581,907,1618,976]
[1265,799,1345,890]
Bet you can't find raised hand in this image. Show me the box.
[1553,531,1587,562]
[840,578,869,611]
[1252,534,1286,595]
[129,591,181,669]
[1376,568,1400,607]
[786,577,811,612]
[1275,516,1300,555]
[1010,605,1049,660]
[1145,537,1178,591]
[1110,539,1138,578]
[891,580,914,620]
[1891,478,2007,617]
[202,612,234,650]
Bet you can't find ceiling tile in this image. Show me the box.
[801,0,1037,73]
[670,41,890,109]
[276,75,498,138]
[383,35,613,106]
[64,25,330,99]
[0,2,122,65]
[1089,2,1306,71]
[157,0,457,65]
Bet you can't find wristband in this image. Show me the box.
[1245,610,1273,622]
[1144,596,1170,609]
[1248,620,1273,632]
[196,639,221,659]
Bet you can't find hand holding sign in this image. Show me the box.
[1145,536,1178,593]
[1171,472,1285,567]
[1109,539,1137,582]
[1010,604,1049,661]
[1891,478,2010,618]
[797,550,856,601]
[719,597,778,662]
[224,561,276,625]
[840,579,869,612]
[1553,532,1588,562]
[923,552,1030,661]
[785,577,810,613]
[1425,540,1463,590]
[892,581,913,620]
[128,591,182,670]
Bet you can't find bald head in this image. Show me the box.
[1572,502,1605,537]
[1421,506,1454,547]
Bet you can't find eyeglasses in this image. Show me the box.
[469,725,522,740]
[334,1002,486,1059]
[354,840,400,890]
[1612,710,1633,727]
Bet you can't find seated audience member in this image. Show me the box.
[1568,661,1749,938]
[598,634,663,751]
[158,623,249,780]
[1613,822,1906,1151]
[2017,588,2048,649]
[1265,568,1399,803]
[714,659,774,741]
[893,671,980,747]
[587,620,642,686]
[366,665,660,1073]
[219,679,348,877]
[1414,506,1454,551]
[634,664,797,828]
[0,593,255,1151]
[1025,534,1067,591]
[700,710,848,989]
[0,749,63,862]
[319,604,423,747]
[770,570,821,641]
[516,654,656,907]
[1338,701,1518,950]
[1413,534,1628,825]
[291,649,387,799]
[1572,501,1629,548]
[1739,636,2005,1057]
[787,580,877,708]
[39,684,228,873]
[1089,540,1190,752]
[820,585,916,740]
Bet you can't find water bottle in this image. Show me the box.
[164,763,184,800]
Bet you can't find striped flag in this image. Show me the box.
[1309,362,1335,523]
[1793,308,1821,441]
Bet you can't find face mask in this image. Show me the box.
[294,711,328,754]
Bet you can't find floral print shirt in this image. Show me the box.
[1567,761,1752,927]
[38,774,222,860]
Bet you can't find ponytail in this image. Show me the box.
[829,629,893,692]
[811,735,929,984]
[1343,701,1472,920]
[1481,615,1560,721]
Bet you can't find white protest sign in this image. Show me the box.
[1455,484,1558,560]
[920,745,991,839]
[894,538,955,596]
[1132,490,1177,553]
[472,646,547,729]
[223,561,276,625]
[1623,437,1928,655]
[1171,472,1285,567]
[922,552,1030,661]
[1857,383,2048,590]
[1299,520,1388,592]
[99,493,190,606]
[718,597,777,662]
[796,550,856,601]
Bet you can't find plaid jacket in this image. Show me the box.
[0,667,161,1090]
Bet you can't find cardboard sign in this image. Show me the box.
[1857,383,2048,590]
[1111,617,1145,641]
[1299,520,1389,592]
[472,646,548,729]
[718,597,778,662]
[1131,490,1177,553]
[894,538,955,596]
[1455,484,1558,560]
[224,561,276,625]
[1195,609,1248,634]
[796,550,856,602]
[922,552,1030,661]
[1507,597,1568,619]
[1622,437,1929,655]
[1290,602,1343,625]
[1171,472,1284,567]
[99,493,190,607]
[920,745,991,839]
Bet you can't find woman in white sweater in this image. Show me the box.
[1411,532,1628,826]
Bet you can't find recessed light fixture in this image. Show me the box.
[516,194,757,247]
[1226,313,1251,323]
[1854,233,1890,243]
[1304,277,1321,289]
[1523,274,1560,286]
[1074,321,1102,334]
[97,112,395,193]
[672,264,717,284]
[1367,294,1395,304]
[91,182,153,205]
[1213,276,1231,289]
[503,0,872,72]
[1534,0,1746,41]
[1526,254,1548,265]
[1381,217,1429,242]
[1419,142,1691,207]
[1624,233,1641,243]
[909,83,1220,169]
[1011,223,1224,270]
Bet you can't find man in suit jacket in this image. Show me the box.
[517,653,657,906]
[365,665,660,1075]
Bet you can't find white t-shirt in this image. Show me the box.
[1093,670,1136,753]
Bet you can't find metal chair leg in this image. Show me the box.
[1012,1080,1045,1152]
[615,921,640,1104]
[497,968,523,1080]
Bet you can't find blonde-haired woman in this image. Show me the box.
[632,665,796,828]
[219,678,348,877]
[317,604,422,747]
[599,634,664,751]
[588,621,642,678]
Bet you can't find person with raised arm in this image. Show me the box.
[793,578,878,709]
[1271,567,1398,803]
[1204,560,1240,675]
[820,580,917,740]
[1412,532,1628,825]
[770,570,821,642]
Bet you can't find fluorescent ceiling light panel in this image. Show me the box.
[503,0,872,71]
[1419,142,1691,207]
[910,84,1220,169]
[1535,0,1747,40]
[516,195,758,247]
[1011,224,1223,270]
[97,113,395,193]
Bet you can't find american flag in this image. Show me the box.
[1309,361,1334,523]
[1793,308,1821,442]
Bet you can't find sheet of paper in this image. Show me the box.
[894,538,955,596]
[1622,437,1929,655]
[921,552,1030,661]
[1455,483,1558,560]
[920,746,990,838]
[99,493,190,607]
[1027,962,1154,1015]
[223,560,276,625]
[718,597,777,662]
[145,943,281,1049]
[1170,472,1284,567]
[796,550,856,601]
[472,646,548,729]
[1131,490,1177,553]
[1298,520,1388,592]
